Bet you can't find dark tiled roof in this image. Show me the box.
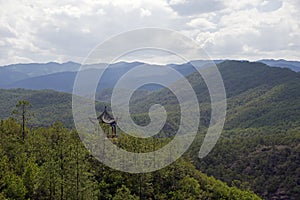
[97,106,115,125]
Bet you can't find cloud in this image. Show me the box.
[169,0,225,16]
[140,8,152,17]
[194,0,300,60]
[258,0,283,12]
[0,0,180,65]
[187,18,217,30]
[0,0,299,65]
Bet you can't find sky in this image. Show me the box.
[0,0,299,65]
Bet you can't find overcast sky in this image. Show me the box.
[0,0,299,65]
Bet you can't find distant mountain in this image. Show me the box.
[2,61,80,77]
[3,62,155,94]
[258,59,300,72]
[167,60,224,76]
[0,61,81,87]
[2,59,298,101]
[5,71,76,92]
[2,61,220,96]
[0,67,29,86]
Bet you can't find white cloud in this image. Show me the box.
[140,8,152,17]
[187,18,216,30]
[191,0,300,60]
[0,0,299,65]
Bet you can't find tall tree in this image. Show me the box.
[11,100,32,141]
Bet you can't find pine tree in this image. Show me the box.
[11,100,33,141]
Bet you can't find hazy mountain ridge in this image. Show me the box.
[1,59,299,94]
[1,61,80,77]
[259,59,300,72]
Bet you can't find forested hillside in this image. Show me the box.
[0,89,107,127]
[191,127,300,200]
[0,118,260,199]
[130,61,300,131]
[126,60,300,199]
[187,61,300,199]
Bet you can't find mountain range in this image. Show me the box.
[0,60,299,199]
[1,59,299,96]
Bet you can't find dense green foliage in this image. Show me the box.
[0,89,74,127]
[189,127,300,200]
[0,118,260,199]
